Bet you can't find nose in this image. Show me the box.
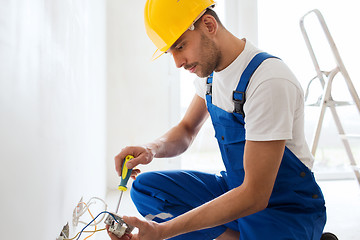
[172,52,186,69]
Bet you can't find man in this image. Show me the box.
[108,0,326,239]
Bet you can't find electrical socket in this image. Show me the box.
[105,212,134,238]
[72,197,84,227]
[57,222,69,240]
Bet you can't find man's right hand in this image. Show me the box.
[114,145,155,178]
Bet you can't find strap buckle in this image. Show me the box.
[233,90,246,117]
[206,83,212,95]
[206,73,213,95]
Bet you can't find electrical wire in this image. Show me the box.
[76,197,108,226]
[66,211,118,240]
[64,228,106,240]
[82,202,96,240]
[66,201,97,240]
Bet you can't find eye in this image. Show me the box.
[176,42,185,51]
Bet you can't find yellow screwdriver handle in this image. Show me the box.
[118,155,134,191]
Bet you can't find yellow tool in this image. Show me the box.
[115,155,134,213]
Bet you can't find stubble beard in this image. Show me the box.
[196,33,221,78]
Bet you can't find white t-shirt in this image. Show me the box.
[194,40,314,170]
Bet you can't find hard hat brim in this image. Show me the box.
[151,48,166,61]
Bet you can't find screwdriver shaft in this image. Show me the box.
[115,191,124,213]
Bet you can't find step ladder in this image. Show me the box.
[299,9,360,186]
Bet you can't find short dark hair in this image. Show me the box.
[195,7,223,28]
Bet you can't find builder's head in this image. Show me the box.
[144,0,223,77]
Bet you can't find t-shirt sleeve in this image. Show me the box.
[244,78,301,141]
[193,77,207,99]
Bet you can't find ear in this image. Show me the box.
[200,15,218,35]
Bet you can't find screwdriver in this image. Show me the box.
[115,155,134,213]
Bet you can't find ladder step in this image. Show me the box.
[339,134,360,139]
[306,103,321,107]
[330,101,354,107]
[305,100,354,107]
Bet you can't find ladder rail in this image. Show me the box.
[329,104,360,184]
[310,67,339,155]
[299,10,326,88]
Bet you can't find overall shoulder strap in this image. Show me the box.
[205,72,214,104]
[233,52,279,117]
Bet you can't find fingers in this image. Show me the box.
[107,231,120,240]
[122,216,161,240]
[106,224,133,240]
[125,150,153,169]
[122,216,144,229]
[114,148,133,175]
[114,146,153,176]
[108,232,132,240]
[131,169,141,180]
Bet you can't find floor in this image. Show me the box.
[92,179,360,239]
[318,179,360,239]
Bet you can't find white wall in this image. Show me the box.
[225,0,258,45]
[0,0,106,239]
[106,0,181,190]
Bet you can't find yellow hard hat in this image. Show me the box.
[144,0,216,60]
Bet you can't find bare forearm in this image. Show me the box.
[146,95,209,159]
[116,95,208,172]
[145,123,196,158]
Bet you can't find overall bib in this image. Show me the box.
[131,53,326,239]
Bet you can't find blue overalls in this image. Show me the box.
[131,53,326,239]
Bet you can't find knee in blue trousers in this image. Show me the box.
[130,170,326,240]
[130,170,233,239]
